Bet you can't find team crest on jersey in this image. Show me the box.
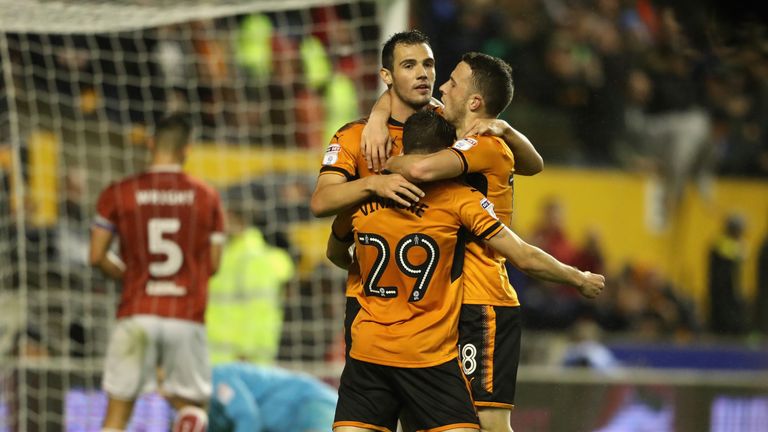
[322,144,341,165]
[452,138,477,152]
[480,198,497,219]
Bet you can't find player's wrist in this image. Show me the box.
[362,175,378,195]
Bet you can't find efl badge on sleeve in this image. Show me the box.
[322,144,341,165]
[480,198,497,219]
[452,138,477,152]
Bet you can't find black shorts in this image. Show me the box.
[458,304,521,408]
[333,357,480,432]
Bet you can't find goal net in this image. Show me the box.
[0,0,405,429]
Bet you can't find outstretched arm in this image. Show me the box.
[310,173,424,218]
[485,226,604,298]
[464,119,543,175]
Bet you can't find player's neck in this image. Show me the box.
[390,97,422,124]
[455,113,482,138]
[150,153,183,168]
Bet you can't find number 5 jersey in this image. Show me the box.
[94,165,225,323]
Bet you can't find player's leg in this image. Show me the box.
[393,359,480,431]
[101,398,135,431]
[172,406,208,432]
[477,407,512,432]
[161,318,211,429]
[458,305,522,432]
[334,427,378,432]
[101,316,157,430]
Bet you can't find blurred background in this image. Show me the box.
[0,0,766,431]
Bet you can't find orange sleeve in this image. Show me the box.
[455,187,505,240]
[449,135,505,175]
[319,120,365,179]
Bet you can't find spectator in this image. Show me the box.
[755,228,768,335]
[708,213,748,335]
[531,197,577,264]
[562,318,620,372]
[206,205,295,365]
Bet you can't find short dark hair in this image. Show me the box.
[154,112,192,153]
[461,52,514,117]
[403,110,456,155]
[381,30,431,71]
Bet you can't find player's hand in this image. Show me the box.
[369,174,424,207]
[577,271,605,299]
[383,154,403,173]
[362,120,392,172]
[464,118,510,138]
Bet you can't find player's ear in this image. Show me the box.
[468,94,483,112]
[380,68,393,87]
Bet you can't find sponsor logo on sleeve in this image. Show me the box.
[322,144,341,166]
[452,138,477,152]
[480,198,497,219]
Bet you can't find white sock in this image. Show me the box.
[172,406,208,432]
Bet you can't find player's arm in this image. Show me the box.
[210,195,227,275]
[464,119,543,175]
[362,90,444,171]
[385,149,464,183]
[210,241,224,275]
[361,90,393,172]
[326,235,352,270]
[326,209,354,270]
[310,172,423,218]
[484,226,604,298]
[89,226,125,280]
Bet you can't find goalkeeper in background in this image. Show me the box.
[208,362,337,432]
[89,113,225,431]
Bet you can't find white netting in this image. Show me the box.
[0,0,403,429]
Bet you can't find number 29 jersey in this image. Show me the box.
[94,166,225,323]
[345,181,504,368]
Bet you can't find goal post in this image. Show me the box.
[0,1,407,429]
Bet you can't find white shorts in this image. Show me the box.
[102,315,211,402]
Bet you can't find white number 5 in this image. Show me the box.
[148,218,183,277]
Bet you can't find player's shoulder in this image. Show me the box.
[452,134,503,150]
[426,180,482,201]
[331,117,368,141]
[184,174,220,198]
[103,172,141,193]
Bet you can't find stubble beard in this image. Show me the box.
[393,85,431,112]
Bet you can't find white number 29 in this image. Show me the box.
[148,218,183,277]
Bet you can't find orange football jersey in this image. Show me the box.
[449,135,520,306]
[319,118,406,298]
[339,181,504,367]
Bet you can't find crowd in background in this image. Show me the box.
[411,0,768,344]
[415,0,768,178]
